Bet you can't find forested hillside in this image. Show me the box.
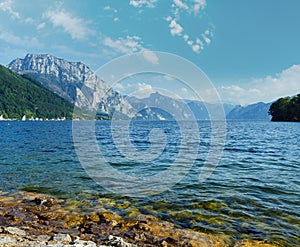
[269,94,300,121]
[0,65,74,119]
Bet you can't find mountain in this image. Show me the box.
[186,100,235,120]
[269,94,300,121]
[226,102,272,120]
[126,92,189,120]
[7,53,272,121]
[8,54,135,119]
[0,65,74,119]
[126,92,234,120]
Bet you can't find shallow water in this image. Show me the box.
[0,120,299,246]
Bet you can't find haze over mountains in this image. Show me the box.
[5,54,273,120]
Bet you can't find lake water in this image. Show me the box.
[0,120,299,246]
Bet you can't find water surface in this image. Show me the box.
[0,120,299,246]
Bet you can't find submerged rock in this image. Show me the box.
[0,191,279,247]
[234,240,279,247]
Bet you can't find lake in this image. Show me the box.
[0,120,299,246]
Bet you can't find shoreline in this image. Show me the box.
[0,191,278,247]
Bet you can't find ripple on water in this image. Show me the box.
[0,120,299,246]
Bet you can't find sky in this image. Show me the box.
[0,0,300,105]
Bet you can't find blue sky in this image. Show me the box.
[0,0,299,105]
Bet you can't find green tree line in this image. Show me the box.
[0,65,74,119]
[269,94,300,121]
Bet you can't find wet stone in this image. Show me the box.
[73,238,97,247]
[105,235,137,247]
[4,226,26,236]
[0,235,18,244]
[52,233,72,244]
[35,234,52,242]
[0,191,280,247]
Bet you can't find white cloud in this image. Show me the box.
[192,44,200,53]
[219,65,300,105]
[24,17,34,24]
[104,5,118,13]
[0,0,20,19]
[43,9,93,40]
[183,34,189,41]
[36,22,46,30]
[142,49,159,65]
[113,17,119,22]
[193,0,206,15]
[169,19,183,36]
[166,1,212,54]
[113,83,125,91]
[196,38,202,45]
[201,34,211,44]
[103,35,143,54]
[129,0,158,8]
[0,29,41,48]
[173,0,188,10]
[131,82,155,98]
[165,16,172,22]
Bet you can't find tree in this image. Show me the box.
[269,94,300,122]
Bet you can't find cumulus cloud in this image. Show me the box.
[129,0,158,8]
[219,65,300,105]
[166,1,212,54]
[104,37,159,65]
[132,82,155,98]
[103,35,143,54]
[193,0,206,15]
[173,0,188,10]
[201,33,211,44]
[169,19,183,36]
[43,9,93,40]
[192,44,200,53]
[0,0,20,19]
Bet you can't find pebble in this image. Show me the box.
[104,235,137,247]
[0,236,18,244]
[52,233,72,244]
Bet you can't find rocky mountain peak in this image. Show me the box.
[8,54,135,118]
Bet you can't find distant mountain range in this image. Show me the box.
[226,102,272,120]
[127,93,236,120]
[5,53,273,120]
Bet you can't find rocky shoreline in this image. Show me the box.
[0,191,277,247]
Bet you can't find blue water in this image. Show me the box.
[0,120,299,246]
